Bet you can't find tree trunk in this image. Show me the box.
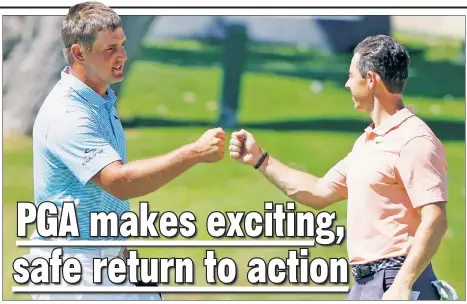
[3,16,156,137]
[3,16,64,137]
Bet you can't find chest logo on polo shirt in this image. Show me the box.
[375,137,384,144]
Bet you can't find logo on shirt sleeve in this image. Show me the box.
[82,148,104,166]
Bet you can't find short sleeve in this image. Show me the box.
[321,153,350,198]
[395,136,448,208]
[46,112,122,185]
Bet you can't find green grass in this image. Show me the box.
[3,35,465,300]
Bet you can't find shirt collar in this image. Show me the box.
[364,107,415,138]
[60,66,117,108]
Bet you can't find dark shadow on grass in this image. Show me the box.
[121,116,465,142]
[137,44,466,100]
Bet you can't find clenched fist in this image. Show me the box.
[229,129,263,165]
[193,127,226,163]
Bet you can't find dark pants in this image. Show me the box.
[347,263,440,300]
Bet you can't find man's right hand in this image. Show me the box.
[229,129,264,166]
[193,127,227,163]
[228,129,345,210]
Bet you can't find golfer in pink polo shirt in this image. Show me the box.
[229,35,448,300]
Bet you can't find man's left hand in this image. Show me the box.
[381,282,412,300]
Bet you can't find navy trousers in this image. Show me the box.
[347,264,440,300]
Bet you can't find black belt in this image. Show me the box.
[352,256,406,280]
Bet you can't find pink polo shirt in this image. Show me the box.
[322,108,448,265]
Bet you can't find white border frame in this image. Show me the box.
[1,2,466,304]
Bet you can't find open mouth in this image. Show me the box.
[112,65,123,71]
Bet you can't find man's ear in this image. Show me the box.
[70,44,86,63]
[366,71,380,90]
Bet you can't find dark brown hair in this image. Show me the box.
[354,35,411,94]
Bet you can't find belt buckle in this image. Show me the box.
[355,265,373,279]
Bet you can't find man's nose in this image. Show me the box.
[118,47,127,61]
[344,80,350,90]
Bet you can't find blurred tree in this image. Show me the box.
[3,16,155,137]
[3,16,64,137]
[217,23,248,129]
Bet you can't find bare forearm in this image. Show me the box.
[111,143,200,199]
[394,210,447,287]
[228,129,344,209]
[257,154,336,210]
[93,127,225,199]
